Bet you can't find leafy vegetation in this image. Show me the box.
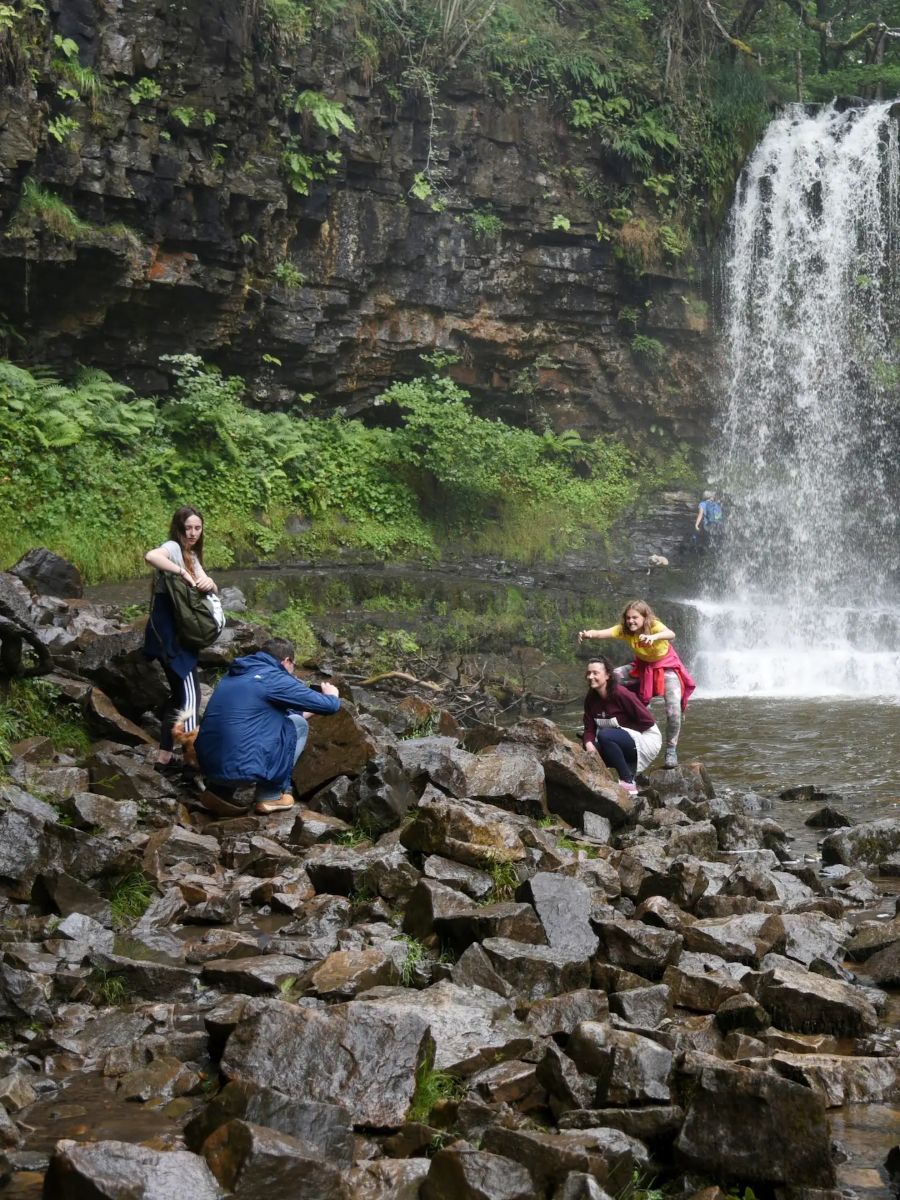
[409,1051,465,1122]
[0,354,691,582]
[108,872,155,927]
[0,678,91,763]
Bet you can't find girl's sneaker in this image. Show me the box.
[664,747,678,768]
[619,780,638,794]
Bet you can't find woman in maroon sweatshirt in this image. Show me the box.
[582,656,662,794]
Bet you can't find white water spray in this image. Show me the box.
[693,101,900,698]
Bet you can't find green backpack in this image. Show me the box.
[162,574,226,650]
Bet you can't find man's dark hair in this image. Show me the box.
[262,637,295,663]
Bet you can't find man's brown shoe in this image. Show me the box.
[197,789,248,818]
[254,792,295,815]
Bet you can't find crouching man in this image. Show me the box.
[195,637,340,815]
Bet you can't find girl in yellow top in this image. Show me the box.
[578,599,695,769]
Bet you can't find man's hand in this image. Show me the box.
[321,682,339,698]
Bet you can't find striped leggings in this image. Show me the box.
[159,663,199,752]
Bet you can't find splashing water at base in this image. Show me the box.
[697,101,900,700]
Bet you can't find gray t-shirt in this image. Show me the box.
[153,539,187,593]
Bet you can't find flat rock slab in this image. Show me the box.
[222,998,431,1126]
[201,955,306,995]
[761,1052,900,1106]
[358,980,533,1075]
[517,872,598,958]
[44,1138,224,1199]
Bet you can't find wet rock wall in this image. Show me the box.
[0,1,718,439]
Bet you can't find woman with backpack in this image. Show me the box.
[143,505,218,772]
[578,599,695,769]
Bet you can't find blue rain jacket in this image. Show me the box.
[195,651,340,786]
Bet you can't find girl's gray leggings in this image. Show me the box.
[613,665,683,749]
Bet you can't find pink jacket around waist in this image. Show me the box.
[628,647,695,711]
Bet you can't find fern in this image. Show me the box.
[292,90,356,136]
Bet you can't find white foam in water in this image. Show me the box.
[697,101,900,701]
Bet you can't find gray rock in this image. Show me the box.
[516,872,598,958]
[675,1059,834,1187]
[201,954,307,995]
[358,980,533,1074]
[459,936,591,1002]
[591,918,683,980]
[44,1138,224,1199]
[821,818,900,870]
[201,1118,346,1197]
[10,548,83,598]
[747,961,879,1036]
[422,1146,535,1200]
[184,1080,353,1163]
[567,1022,673,1104]
[222,998,431,1126]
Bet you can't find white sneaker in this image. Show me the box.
[619,780,638,795]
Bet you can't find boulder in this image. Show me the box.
[355,747,416,832]
[422,1146,534,1200]
[202,1119,347,1197]
[10,548,83,598]
[436,902,546,954]
[764,1052,900,1106]
[183,1080,353,1164]
[455,936,591,1002]
[747,962,878,1036]
[222,998,432,1126]
[821,818,900,870]
[297,706,397,797]
[201,955,308,995]
[516,872,598,958]
[591,918,683,980]
[681,914,785,966]
[43,1139,223,1199]
[863,939,900,986]
[358,980,533,1075]
[567,1022,673,1104]
[675,1059,834,1187]
[400,788,530,868]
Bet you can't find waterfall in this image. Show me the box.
[693,101,900,699]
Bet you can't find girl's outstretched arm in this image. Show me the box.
[577,626,617,643]
[639,623,675,646]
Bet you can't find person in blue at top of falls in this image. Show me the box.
[195,636,341,815]
[694,488,724,550]
[143,505,218,774]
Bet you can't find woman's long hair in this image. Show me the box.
[621,599,655,635]
[169,505,204,574]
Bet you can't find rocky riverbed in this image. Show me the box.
[1,552,900,1199]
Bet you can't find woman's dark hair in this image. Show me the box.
[169,505,205,567]
[585,656,618,693]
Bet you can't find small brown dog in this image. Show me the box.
[171,707,200,770]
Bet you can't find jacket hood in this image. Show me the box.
[227,651,280,677]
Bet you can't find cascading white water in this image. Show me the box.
[693,101,900,698]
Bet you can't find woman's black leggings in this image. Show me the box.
[595,728,638,783]
[158,663,199,752]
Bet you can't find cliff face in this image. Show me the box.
[0,1,719,439]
